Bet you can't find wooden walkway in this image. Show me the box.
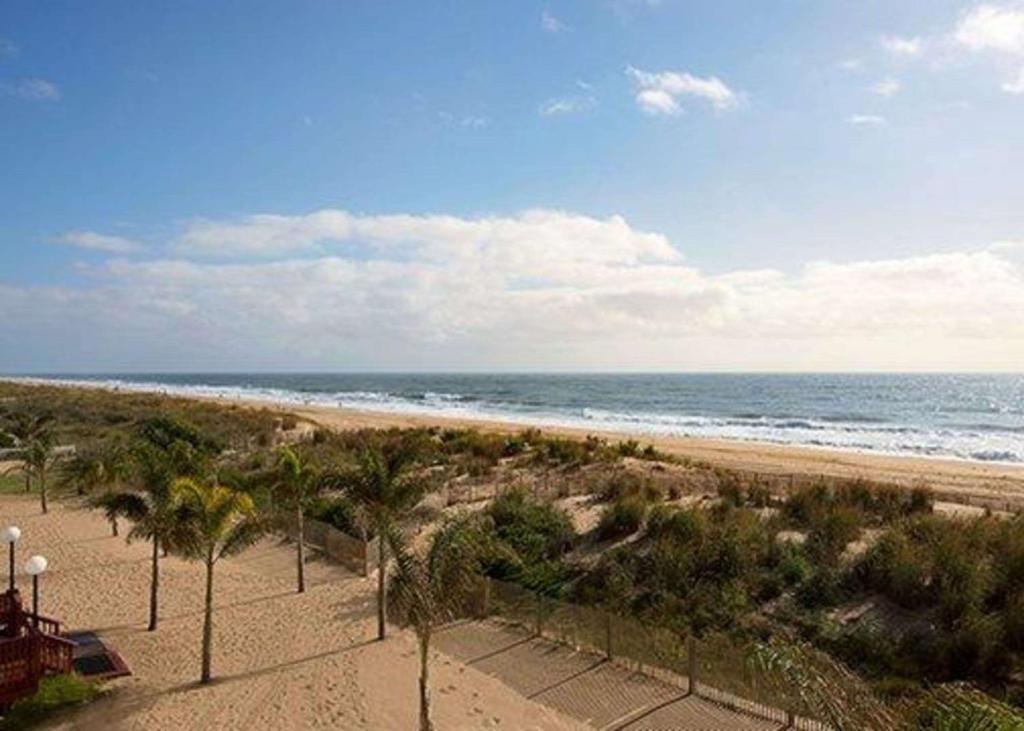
[434,620,781,731]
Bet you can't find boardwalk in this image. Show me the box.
[435,620,781,730]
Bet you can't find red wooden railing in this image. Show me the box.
[0,590,75,708]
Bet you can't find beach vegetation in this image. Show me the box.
[387,516,489,731]
[268,446,327,593]
[92,416,217,631]
[596,496,647,541]
[340,443,425,641]
[169,477,263,684]
[0,673,101,730]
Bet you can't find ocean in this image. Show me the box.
[12,373,1024,464]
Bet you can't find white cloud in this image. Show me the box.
[881,35,924,56]
[55,231,143,254]
[847,114,887,126]
[838,58,863,71]
[0,77,60,101]
[626,66,741,115]
[952,4,1024,92]
[0,39,18,58]
[12,208,1024,371]
[540,10,566,33]
[539,95,597,116]
[175,210,354,257]
[871,77,902,96]
[954,4,1024,54]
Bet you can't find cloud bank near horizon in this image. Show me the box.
[3,208,1023,372]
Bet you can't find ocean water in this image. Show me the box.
[12,373,1024,464]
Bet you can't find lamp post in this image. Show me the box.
[24,555,47,628]
[1,525,20,593]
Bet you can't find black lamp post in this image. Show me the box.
[24,554,48,628]
[1,525,20,593]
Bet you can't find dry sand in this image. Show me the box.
[1,494,585,730]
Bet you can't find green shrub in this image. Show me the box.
[597,498,647,541]
[2,673,100,729]
[307,496,362,536]
[805,505,863,565]
[486,489,576,563]
[599,472,662,503]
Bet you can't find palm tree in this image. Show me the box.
[95,418,215,631]
[344,444,424,641]
[271,446,325,594]
[388,517,488,731]
[24,431,56,514]
[169,477,262,684]
[67,443,132,535]
[5,413,49,494]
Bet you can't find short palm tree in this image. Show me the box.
[388,517,488,731]
[344,445,424,641]
[170,477,262,684]
[5,413,49,494]
[59,451,105,497]
[70,444,132,535]
[24,431,56,514]
[271,446,325,594]
[94,418,215,631]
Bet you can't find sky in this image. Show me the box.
[1,0,1023,372]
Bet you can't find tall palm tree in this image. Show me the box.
[169,477,262,684]
[95,418,215,631]
[24,431,56,514]
[271,446,325,594]
[344,444,424,641]
[388,517,488,731]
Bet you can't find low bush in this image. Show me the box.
[596,497,647,541]
[486,489,576,563]
[1,673,100,729]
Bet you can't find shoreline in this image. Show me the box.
[7,377,1024,503]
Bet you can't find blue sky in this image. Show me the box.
[2,1,1023,371]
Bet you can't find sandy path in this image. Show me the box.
[0,495,584,730]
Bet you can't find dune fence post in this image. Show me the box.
[687,635,698,696]
[604,611,613,660]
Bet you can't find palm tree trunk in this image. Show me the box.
[377,536,387,641]
[148,536,159,631]
[111,517,118,537]
[39,469,47,514]
[23,469,30,493]
[418,632,433,731]
[201,552,215,684]
[296,505,306,594]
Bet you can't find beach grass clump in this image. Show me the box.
[599,471,663,503]
[578,503,782,633]
[784,481,933,530]
[481,488,576,595]
[596,496,647,541]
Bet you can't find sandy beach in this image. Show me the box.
[1,494,584,730]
